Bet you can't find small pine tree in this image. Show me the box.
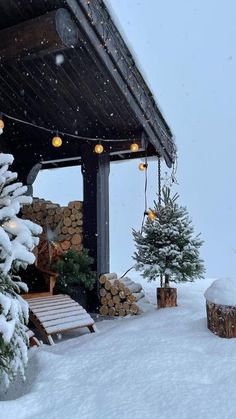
[52,249,96,294]
[0,153,42,390]
[133,187,205,286]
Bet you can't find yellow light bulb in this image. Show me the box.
[52,136,62,148]
[0,119,4,129]
[94,143,104,154]
[130,142,139,152]
[147,210,155,221]
[139,163,146,171]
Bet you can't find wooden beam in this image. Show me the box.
[0,8,78,63]
[102,137,144,156]
[81,147,110,312]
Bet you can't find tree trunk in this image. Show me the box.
[156,287,177,309]
[206,301,236,338]
[164,273,170,287]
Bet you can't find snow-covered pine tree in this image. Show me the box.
[0,153,42,390]
[133,187,205,286]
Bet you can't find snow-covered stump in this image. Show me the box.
[156,287,177,309]
[205,278,236,338]
[206,302,236,338]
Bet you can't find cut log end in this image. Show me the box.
[206,301,236,338]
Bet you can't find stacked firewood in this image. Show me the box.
[21,198,83,268]
[99,273,145,316]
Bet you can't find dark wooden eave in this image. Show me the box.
[0,0,175,168]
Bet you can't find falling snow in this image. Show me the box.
[55,54,64,66]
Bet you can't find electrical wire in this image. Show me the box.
[120,147,149,279]
[0,111,136,143]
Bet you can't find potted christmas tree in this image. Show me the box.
[133,187,205,308]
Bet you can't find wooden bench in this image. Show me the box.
[25,294,96,345]
[22,268,96,345]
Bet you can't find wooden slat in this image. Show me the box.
[37,309,86,322]
[45,319,94,334]
[30,303,79,313]
[31,304,83,316]
[29,300,77,310]
[35,307,86,319]
[42,313,91,328]
[27,294,68,303]
[23,292,52,300]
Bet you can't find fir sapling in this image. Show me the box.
[133,187,205,287]
[0,153,42,390]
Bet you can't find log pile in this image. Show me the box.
[21,198,83,269]
[99,273,145,316]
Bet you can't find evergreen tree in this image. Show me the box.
[0,153,42,390]
[133,187,205,286]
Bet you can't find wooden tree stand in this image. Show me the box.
[157,287,177,309]
[206,301,236,338]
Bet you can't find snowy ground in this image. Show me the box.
[1,277,236,419]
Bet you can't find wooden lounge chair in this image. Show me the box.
[25,294,96,345]
[22,269,96,345]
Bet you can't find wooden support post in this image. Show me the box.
[81,147,110,311]
[0,8,78,63]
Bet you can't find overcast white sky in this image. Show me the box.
[35,0,236,279]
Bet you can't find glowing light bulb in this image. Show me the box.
[138,163,147,171]
[94,143,104,154]
[52,136,62,147]
[147,210,155,221]
[130,142,139,152]
[0,119,4,130]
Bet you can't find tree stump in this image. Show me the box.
[206,301,236,338]
[157,287,177,309]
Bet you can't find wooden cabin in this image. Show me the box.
[0,0,176,310]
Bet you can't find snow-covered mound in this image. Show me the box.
[3,279,236,419]
[204,278,236,306]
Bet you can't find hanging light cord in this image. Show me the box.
[158,156,162,206]
[0,111,135,143]
[140,151,148,233]
[157,156,163,287]
[120,149,149,279]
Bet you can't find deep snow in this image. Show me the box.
[1,277,236,419]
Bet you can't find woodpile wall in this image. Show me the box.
[99,273,146,316]
[21,198,83,269]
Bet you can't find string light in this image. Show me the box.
[130,141,139,152]
[138,162,148,171]
[0,111,140,146]
[145,210,155,221]
[94,143,104,154]
[52,135,62,148]
[0,114,4,135]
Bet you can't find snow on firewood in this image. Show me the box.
[99,273,151,316]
